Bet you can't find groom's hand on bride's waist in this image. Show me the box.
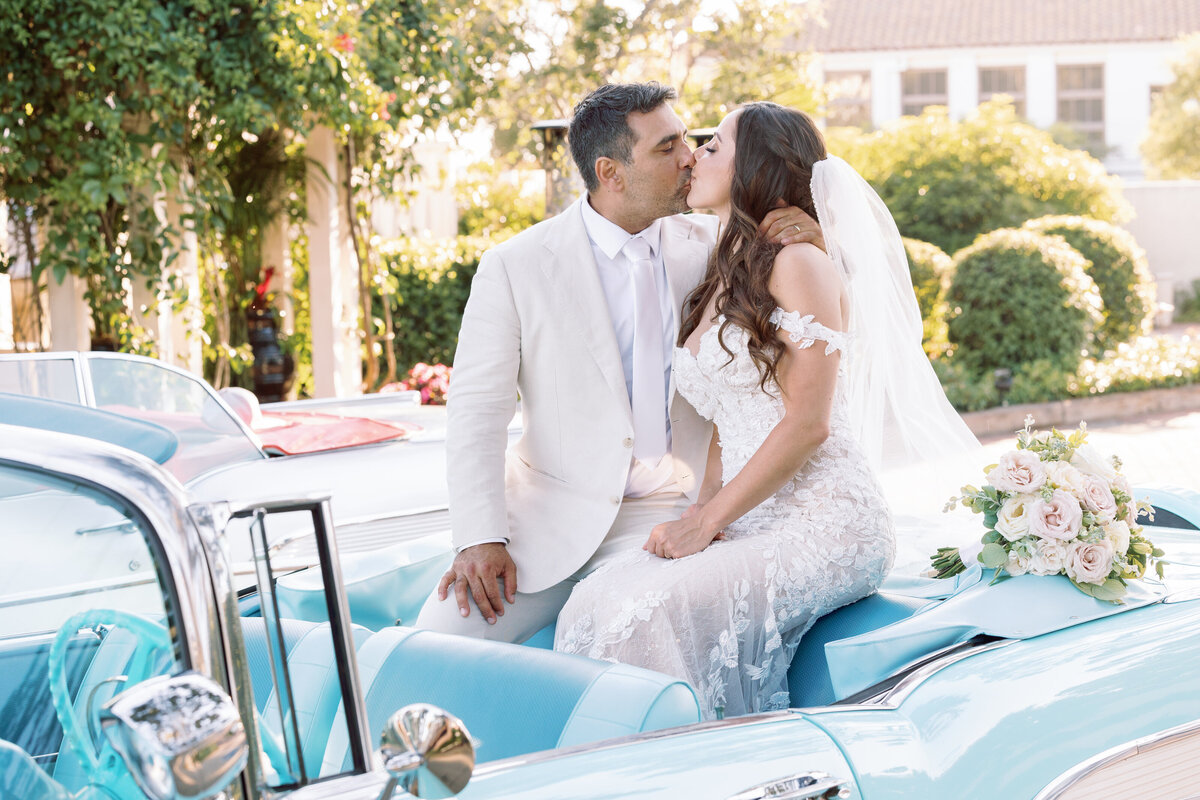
[437,542,517,624]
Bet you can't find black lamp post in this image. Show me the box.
[533,119,581,217]
[994,368,1013,406]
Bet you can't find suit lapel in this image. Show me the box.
[542,198,632,418]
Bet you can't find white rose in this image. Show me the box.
[1103,520,1132,557]
[1064,538,1116,584]
[1080,475,1118,523]
[1006,547,1032,576]
[1071,444,1118,483]
[1044,461,1088,499]
[1030,538,1068,576]
[995,494,1035,541]
[987,450,1047,495]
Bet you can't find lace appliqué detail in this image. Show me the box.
[769,307,847,356]
[556,313,894,721]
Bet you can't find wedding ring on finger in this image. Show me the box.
[791,224,802,236]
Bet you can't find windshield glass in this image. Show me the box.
[85,355,263,482]
[0,356,81,402]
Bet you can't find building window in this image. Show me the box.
[979,66,1026,116]
[825,71,872,128]
[1057,64,1104,151]
[901,69,948,116]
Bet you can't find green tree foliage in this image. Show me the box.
[826,100,1131,254]
[947,228,1103,375]
[0,0,516,381]
[1143,34,1200,178]
[485,0,822,162]
[1022,216,1156,352]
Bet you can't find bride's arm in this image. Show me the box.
[697,424,724,505]
[644,244,842,558]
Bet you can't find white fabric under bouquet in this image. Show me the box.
[934,417,1164,603]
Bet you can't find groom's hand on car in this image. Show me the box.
[437,543,517,624]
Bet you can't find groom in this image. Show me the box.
[415,83,820,642]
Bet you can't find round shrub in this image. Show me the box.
[947,229,1103,374]
[1022,215,1156,351]
[903,237,953,356]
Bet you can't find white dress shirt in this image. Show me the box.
[579,198,680,499]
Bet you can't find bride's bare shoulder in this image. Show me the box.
[768,243,841,307]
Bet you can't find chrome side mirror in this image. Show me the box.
[100,672,249,800]
[377,704,474,800]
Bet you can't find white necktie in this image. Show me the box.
[624,236,668,465]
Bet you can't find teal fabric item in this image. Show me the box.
[0,739,69,800]
[824,569,1167,701]
[320,626,700,771]
[275,538,454,630]
[787,592,930,708]
[0,392,178,464]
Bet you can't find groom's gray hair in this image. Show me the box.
[569,83,677,193]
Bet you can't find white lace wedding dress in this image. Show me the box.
[555,308,895,719]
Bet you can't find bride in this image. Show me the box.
[554,102,975,719]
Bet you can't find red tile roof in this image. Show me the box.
[803,0,1200,53]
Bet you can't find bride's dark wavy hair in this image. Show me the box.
[678,102,827,392]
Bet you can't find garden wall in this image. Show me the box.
[1121,179,1200,323]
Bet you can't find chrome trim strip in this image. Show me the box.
[1033,717,1200,800]
[472,711,799,777]
[861,637,1014,707]
[0,575,158,610]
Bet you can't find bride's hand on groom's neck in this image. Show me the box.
[760,202,824,253]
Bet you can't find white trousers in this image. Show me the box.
[414,492,690,642]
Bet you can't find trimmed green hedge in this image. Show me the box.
[1022,215,1155,352]
[373,234,506,373]
[903,237,952,356]
[946,229,1103,374]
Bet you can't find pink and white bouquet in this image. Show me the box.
[934,417,1164,603]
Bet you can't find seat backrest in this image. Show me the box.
[0,738,70,800]
[239,616,371,779]
[321,626,700,772]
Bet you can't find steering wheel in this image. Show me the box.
[48,609,173,775]
[49,608,297,788]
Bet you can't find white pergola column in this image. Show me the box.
[47,270,91,352]
[306,125,362,398]
[0,200,12,352]
[262,213,294,337]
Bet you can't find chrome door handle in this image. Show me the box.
[727,771,851,800]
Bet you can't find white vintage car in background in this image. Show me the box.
[0,351,509,598]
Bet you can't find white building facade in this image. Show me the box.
[809,0,1200,178]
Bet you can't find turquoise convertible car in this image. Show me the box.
[3,401,1200,800]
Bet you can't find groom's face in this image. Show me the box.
[623,105,695,220]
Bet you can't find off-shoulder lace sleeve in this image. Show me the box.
[769,307,848,356]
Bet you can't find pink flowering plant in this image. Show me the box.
[935,417,1164,603]
[390,362,451,405]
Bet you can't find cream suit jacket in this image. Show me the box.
[446,197,719,593]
